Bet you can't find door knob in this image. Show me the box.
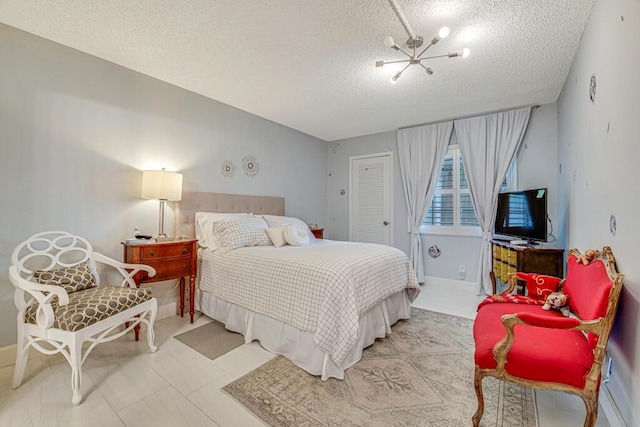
[383,221,389,226]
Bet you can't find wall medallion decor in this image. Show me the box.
[609,214,616,236]
[428,245,441,258]
[242,155,260,177]
[220,160,236,178]
[589,74,596,103]
[329,143,340,155]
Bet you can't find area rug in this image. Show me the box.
[174,320,245,360]
[223,308,538,427]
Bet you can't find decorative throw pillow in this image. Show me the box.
[284,225,310,246]
[33,262,97,294]
[213,217,272,251]
[195,212,253,249]
[261,215,315,239]
[516,272,562,301]
[265,227,288,248]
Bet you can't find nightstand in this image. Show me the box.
[310,228,324,239]
[122,239,198,329]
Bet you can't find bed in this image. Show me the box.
[176,192,420,380]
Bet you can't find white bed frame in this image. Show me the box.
[175,191,412,379]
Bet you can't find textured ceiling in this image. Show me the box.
[0,0,595,141]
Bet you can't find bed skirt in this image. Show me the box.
[196,289,413,380]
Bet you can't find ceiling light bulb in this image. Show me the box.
[425,67,434,75]
[376,60,385,67]
[462,48,471,58]
[438,27,450,39]
[384,36,395,48]
[391,72,402,83]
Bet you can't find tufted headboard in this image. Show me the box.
[175,192,285,239]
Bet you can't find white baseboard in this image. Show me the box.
[0,301,179,369]
[601,383,628,427]
[157,302,177,320]
[0,344,19,369]
[423,275,478,292]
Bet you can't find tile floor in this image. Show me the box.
[0,278,610,427]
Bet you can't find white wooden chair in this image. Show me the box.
[9,231,158,405]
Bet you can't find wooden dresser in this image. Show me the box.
[491,240,564,294]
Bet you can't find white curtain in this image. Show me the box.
[397,122,453,283]
[455,107,531,294]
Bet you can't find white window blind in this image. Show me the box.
[422,146,515,235]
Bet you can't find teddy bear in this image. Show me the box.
[542,291,570,317]
[577,249,599,265]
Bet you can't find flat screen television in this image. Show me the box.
[494,188,548,244]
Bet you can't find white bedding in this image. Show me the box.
[197,239,420,366]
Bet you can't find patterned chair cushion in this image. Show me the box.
[24,286,152,332]
[33,262,97,294]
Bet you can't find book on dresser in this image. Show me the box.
[125,238,157,244]
[490,240,564,295]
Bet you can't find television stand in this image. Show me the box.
[490,240,564,294]
[510,239,541,246]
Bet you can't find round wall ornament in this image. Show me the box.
[220,160,236,178]
[428,245,441,258]
[242,155,260,177]
[589,74,596,103]
[609,214,616,236]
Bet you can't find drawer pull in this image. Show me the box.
[183,264,187,269]
[149,251,155,256]
[182,248,188,254]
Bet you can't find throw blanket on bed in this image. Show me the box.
[198,239,420,365]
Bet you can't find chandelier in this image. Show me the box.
[376,0,470,83]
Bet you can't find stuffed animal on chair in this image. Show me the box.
[577,249,599,265]
[542,291,570,316]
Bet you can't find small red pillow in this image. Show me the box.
[516,272,562,301]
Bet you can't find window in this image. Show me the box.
[421,145,516,235]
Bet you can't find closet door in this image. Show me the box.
[349,153,392,245]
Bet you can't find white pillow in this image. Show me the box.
[265,227,288,248]
[213,217,272,251]
[261,215,315,239]
[284,225,310,246]
[195,212,253,249]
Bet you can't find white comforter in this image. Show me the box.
[198,239,420,365]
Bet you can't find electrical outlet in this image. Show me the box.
[459,265,466,280]
[603,350,613,383]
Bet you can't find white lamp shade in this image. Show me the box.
[141,170,183,201]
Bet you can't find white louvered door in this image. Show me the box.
[349,153,392,245]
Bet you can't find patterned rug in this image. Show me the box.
[223,309,538,427]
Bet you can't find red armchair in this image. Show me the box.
[472,247,623,427]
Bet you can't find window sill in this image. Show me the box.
[417,228,483,238]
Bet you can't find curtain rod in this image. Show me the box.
[396,104,541,132]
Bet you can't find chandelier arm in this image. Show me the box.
[379,59,412,65]
[416,42,435,59]
[387,0,416,39]
[418,63,430,71]
[395,46,413,59]
[420,53,452,60]
[398,63,412,73]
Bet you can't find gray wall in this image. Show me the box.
[557,0,640,424]
[327,103,559,283]
[0,24,327,347]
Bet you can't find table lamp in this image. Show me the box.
[141,169,183,238]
